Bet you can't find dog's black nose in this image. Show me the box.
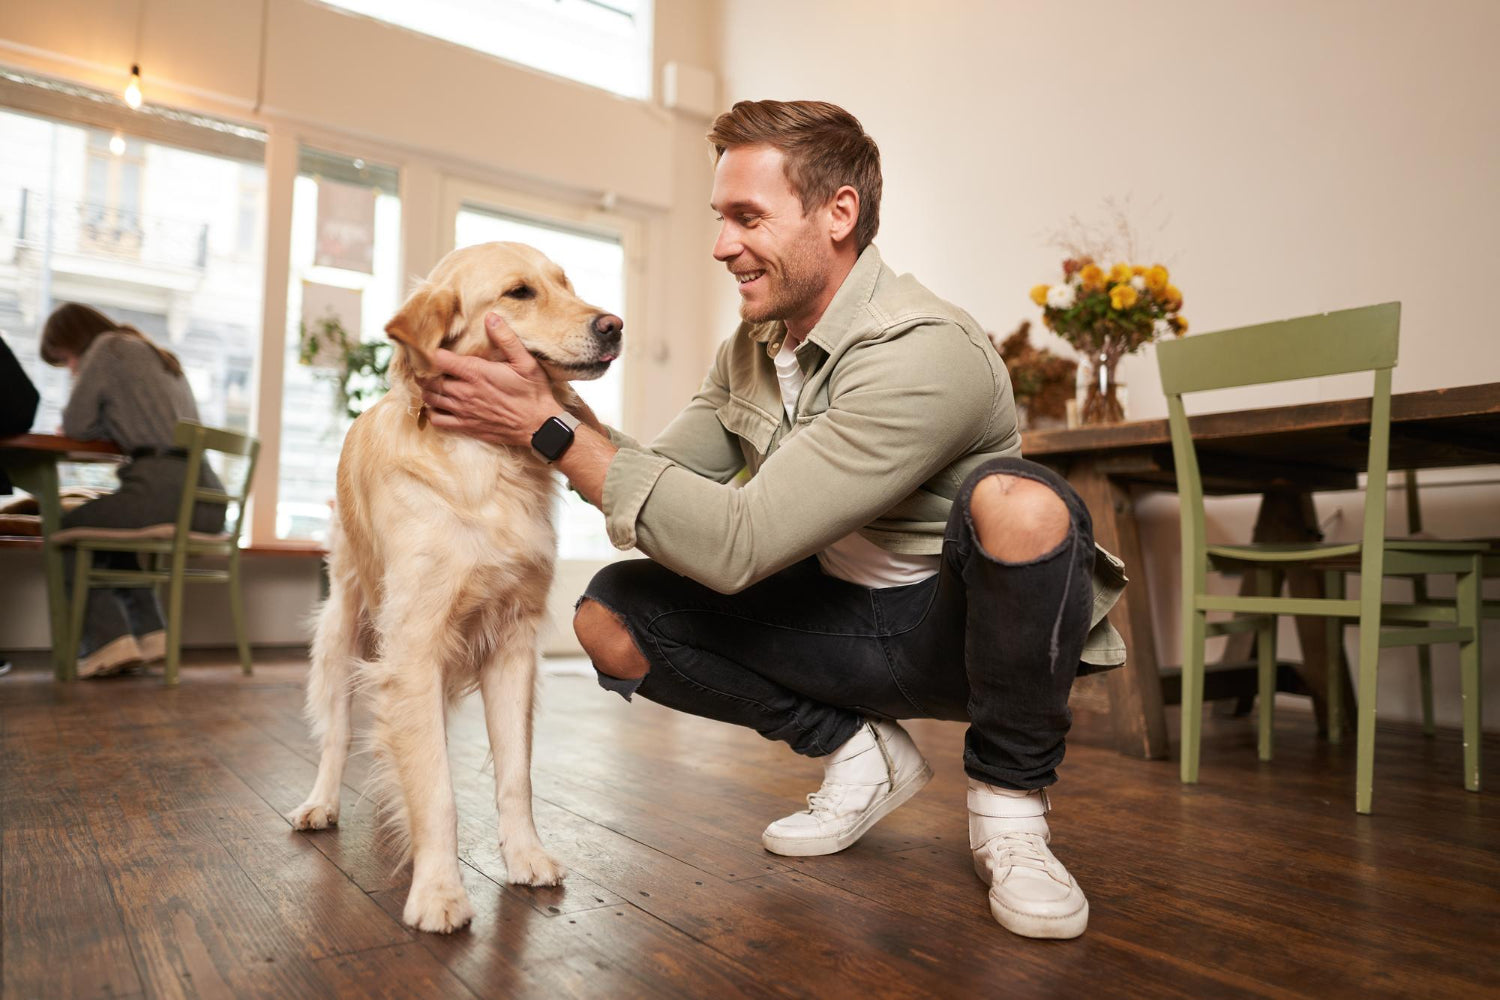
[591,313,624,340]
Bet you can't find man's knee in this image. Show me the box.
[573,598,650,680]
[970,474,1071,562]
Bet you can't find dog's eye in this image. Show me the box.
[504,284,535,301]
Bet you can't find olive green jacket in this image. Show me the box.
[600,244,1127,668]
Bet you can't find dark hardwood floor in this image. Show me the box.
[2,653,1496,999]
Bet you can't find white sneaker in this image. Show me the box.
[137,630,166,663]
[969,778,1089,939]
[78,634,143,679]
[762,718,933,857]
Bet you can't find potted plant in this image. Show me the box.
[298,314,391,419]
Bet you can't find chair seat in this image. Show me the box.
[1207,537,1490,567]
[51,524,233,546]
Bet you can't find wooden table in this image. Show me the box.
[1023,382,1500,759]
[0,433,122,681]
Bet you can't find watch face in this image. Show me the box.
[532,416,575,460]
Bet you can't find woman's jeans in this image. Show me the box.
[61,456,225,656]
[581,457,1097,790]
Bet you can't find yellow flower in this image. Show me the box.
[1171,315,1188,336]
[1030,284,1050,307]
[1164,284,1183,310]
[1110,284,1138,310]
[1131,264,1147,276]
[1079,264,1105,291]
[1108,263,1132,285]
[1145,265,1170,294]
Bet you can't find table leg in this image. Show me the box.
[6,456,73,681]
[1066,460,1170,760]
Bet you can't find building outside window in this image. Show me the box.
[0,106,266,494]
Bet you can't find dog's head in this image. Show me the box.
[384,241,623,384]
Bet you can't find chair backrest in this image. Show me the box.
[170,420,261,546]
[1155,302,1400,587]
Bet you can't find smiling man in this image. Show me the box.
[422,99,1126,939]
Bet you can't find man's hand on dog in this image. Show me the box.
[424,314,562,446]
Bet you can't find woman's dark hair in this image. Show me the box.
[40,302,183,377]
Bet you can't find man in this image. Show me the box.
[422,100,1126,940]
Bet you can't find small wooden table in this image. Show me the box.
[0,434,122,681]
[1023,382,1500,759]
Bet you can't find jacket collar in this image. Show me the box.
[746,244,885,358]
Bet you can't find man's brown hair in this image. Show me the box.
[707,99,882,252]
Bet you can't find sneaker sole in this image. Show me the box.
[761,760,934,857]
[989,892,1089,940]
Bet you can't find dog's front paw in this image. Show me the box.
[402,878,475,934]
[503,845,567,887]
[288,800,339,830]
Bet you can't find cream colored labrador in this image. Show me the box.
[289,242,621,933]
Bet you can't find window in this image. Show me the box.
[454,205,626,561]
[0,106,266,458]
[277,148,402,542]
[321,0,652,99]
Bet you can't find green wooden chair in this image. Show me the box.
[1156,302,1484,813]
[52,421,260,685]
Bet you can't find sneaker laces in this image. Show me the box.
[804,785,847,817]
[976,831,1064,879]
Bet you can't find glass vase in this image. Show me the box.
[1079,352,1125,425]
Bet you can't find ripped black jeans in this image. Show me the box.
[580,457,1097,789]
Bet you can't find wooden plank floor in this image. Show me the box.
[2,654,1497,999]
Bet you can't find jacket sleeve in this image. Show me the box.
[0,336,39,435]
[61,339,113,440]
[600,336,747,528]
[602,323,998,593]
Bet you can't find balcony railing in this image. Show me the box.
[16,189,208,271]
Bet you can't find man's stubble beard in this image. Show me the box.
[738,232,828,326]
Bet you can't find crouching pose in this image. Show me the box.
[422,100,1127,939]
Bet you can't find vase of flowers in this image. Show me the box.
[1030,258,1186,424]
[990,321,1077,430]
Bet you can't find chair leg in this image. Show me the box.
[228,552,252,676]
[1355,602,1381,816]
[1458,555,1482,793]
[1325,571,1345,745]
[165,550,187,687]
[67,546,91,679]
[1180,607,1208,784]
[1413,574,1435,737]
[1256,569,1277,762]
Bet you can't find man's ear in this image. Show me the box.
[385,286,461,375]
[828,184,860,244]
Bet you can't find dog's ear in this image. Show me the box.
[385,286,461,376]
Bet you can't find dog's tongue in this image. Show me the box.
[600,353,618,363]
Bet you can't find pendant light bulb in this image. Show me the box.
[124,64,143,109]
[108,131,126,157]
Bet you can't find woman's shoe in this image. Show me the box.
[137,630,167,664]
[78,635,143,679]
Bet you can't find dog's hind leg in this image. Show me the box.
[481,619,565,886]
[289,558,361,831]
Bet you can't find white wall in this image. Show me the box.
[716,0,1500,729]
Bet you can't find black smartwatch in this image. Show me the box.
[531,412,580,463]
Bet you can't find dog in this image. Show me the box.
[288,242,622,933]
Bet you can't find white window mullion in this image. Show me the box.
[249,127,299,547]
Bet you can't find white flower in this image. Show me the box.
[1153,318,1173,339]
[1046,283,1077,309]
[1131,275,1147,291]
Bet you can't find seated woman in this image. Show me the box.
[41,303,225,678]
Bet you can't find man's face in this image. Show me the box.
[710,144,832,329]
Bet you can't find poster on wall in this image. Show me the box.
[314,179,376,274]
[300,281,363,370]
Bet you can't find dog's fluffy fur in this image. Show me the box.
[288,242,620,933]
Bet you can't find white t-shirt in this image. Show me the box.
[773,338,940,589]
